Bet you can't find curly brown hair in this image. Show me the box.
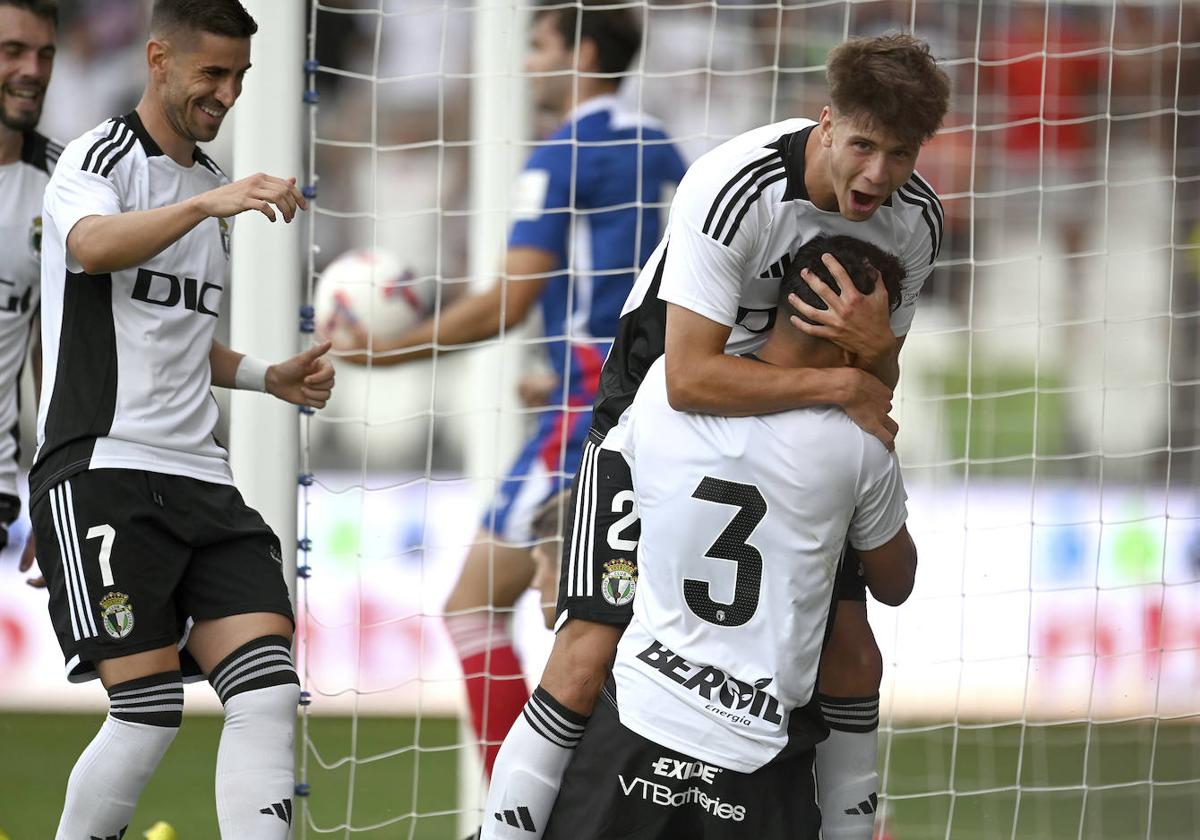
[826,33,950,149]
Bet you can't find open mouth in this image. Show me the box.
[3,86,43,104]
[849,189,879,212]
[197,103,226,121]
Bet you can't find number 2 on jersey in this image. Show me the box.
[685,478,766,627]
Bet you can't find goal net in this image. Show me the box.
[296,1,1200,837]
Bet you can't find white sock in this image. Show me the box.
[210,635,300,838]
[56,672,183,840]
[816,693,881,840]
[480,687,587,839]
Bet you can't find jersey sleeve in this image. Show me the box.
[507,139,577,259]
[44,160,124,250]
[848,440,908,551]
[655,153,769,328]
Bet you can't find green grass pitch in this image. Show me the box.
[2,713,1196,838]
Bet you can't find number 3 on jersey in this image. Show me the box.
[686,477,766,627]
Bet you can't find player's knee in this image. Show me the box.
[209,635,300,711]
[540,619,622,715]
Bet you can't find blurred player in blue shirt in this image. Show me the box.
[334,0,685,776]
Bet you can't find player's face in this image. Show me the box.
[821,107,919,222]
[159,32,251,144]
[525,13,575,116]
[0,7,55,133]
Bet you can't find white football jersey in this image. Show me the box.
[32,112,234,500]
[0,132,60,498]
[610,358,908,772]
[592,117,942,436]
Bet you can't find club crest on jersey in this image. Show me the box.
[99,592,135,639]
[269,543,282,564]
[218,217,231,259]
[28,215,42,257]
[601,558,637,606]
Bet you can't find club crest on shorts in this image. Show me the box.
[601,558,637,607]
[99,591,135,639]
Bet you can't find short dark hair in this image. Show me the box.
[150,0,257,42]
[826,33,950,149]
[784,235,905,325]
[0,0,58,26]
[535,0,641,77]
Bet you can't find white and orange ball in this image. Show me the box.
[314,247,431,347]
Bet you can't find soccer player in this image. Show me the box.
[538,234,917,839]
[335,0,686,776]
[0,0,58,582]
[32,1,332,837]
[483,33,949,840]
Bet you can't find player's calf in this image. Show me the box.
[56,669,184,840]
[816,586,885,840]
[209,635,301,838]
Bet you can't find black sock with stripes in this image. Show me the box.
[209,636,300,838]
[56,671,183,838]
[816,693,881,839]
[480,687,589,838]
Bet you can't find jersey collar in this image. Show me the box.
[121,110,165,158]
[563,93,619,124]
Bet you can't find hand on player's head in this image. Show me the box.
[196,173,307,223]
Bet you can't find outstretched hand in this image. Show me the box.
[19,532,45,588]
[195,173,308,223]
[787,253,895,366]
[267,341,336,408]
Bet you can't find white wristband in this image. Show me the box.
[234,354,270,392]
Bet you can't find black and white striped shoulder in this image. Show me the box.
[893,171,944,265]
[20,130,63,175]
[79,110,166,179]
[700,144,788,247]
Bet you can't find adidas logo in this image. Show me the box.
[260,797,294,825]
[494,805,536,831]
[844,791,878,816]
[89,829,127,840]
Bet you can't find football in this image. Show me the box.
[314,247,430,348]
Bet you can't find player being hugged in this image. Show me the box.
[31,1,332,838]
[543,236,918,839]
[485,33,948,840]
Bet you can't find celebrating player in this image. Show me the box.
[541,235,917,839]
[32,1,332,837]
[334,0,686,777]
[0,0,58,584]
[484,33,949,840]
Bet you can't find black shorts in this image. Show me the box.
[833,544,867,602]
[555,437,641,628]
[544,690,821,840]
[32,468,294,682]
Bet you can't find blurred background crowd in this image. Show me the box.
[27,0,1200,496]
